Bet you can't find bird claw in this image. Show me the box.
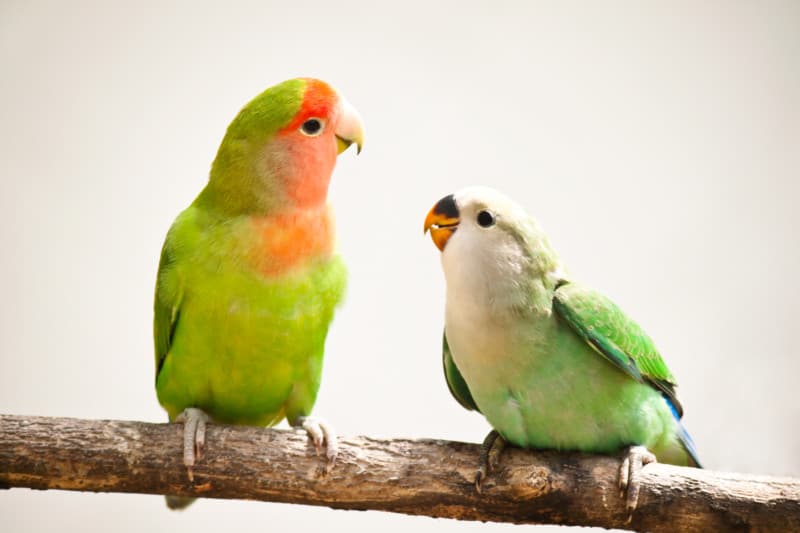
[619,445,656,520]
[175,408,211,481]
[474,430,507,493]
[296,416,338,473]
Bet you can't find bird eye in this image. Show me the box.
[300,118,324,136]
[477,210,495,228]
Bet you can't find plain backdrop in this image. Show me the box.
[1,1,798,532]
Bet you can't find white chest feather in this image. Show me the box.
[441,224,548,385]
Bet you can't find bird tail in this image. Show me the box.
[676,422,702,468]
[662,393,702,468]
[165,495,196,510]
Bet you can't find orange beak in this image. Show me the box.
[423,194,460,251]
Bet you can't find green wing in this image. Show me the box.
[553,281,683,417]
[442,331,480,412]
[153,231,183,383]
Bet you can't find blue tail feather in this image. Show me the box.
[663,393,702,468]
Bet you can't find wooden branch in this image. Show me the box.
[1,415,798,531]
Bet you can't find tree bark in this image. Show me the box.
[0,414,797,532]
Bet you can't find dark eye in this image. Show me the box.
[300,118,324,136]
[477,210,495,228]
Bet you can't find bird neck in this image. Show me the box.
[442,226,562,318]
[199,131,335,217]
[248,204,337,277]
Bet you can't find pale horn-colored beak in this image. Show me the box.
[335,95,365,155]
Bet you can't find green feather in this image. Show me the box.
[552,281,682,417]
[442,331,479,412]
[153,233,182,380]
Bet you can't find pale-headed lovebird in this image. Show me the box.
[423,187,700,513]
[154,78,364,508]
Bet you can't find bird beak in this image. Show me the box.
[423,194,460,251]
[335,95,365,155]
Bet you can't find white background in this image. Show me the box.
[2,1,798,531]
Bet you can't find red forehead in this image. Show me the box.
[281,78,339,131]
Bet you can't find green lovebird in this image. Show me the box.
[424,187,700,512]
[153,78,364,508]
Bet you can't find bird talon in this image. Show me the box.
[324,454,337,474]
[175,408,211,475]
[324,438,339,474]
[295,416,339,472]
[474,469,486,493]
[474,430,506,493]
[619,445,657,516]
[619,455,630,496]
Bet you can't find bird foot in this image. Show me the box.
[475,430,507,493]
[294,416,338,473]
[619,445,656,519]
[175,407,211,481]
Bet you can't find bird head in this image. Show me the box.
[208,78,365,214]
[424,187,562,298]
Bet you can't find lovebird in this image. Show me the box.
[154,78,364,508]
[423,187,700,512]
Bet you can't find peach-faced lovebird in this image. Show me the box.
[424,187,700,513]
[154,78,364,508]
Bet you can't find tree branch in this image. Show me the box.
[1,415,797,531]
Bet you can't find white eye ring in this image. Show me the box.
[299,117,325,137]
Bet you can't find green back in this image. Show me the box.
[552,281,683,416]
